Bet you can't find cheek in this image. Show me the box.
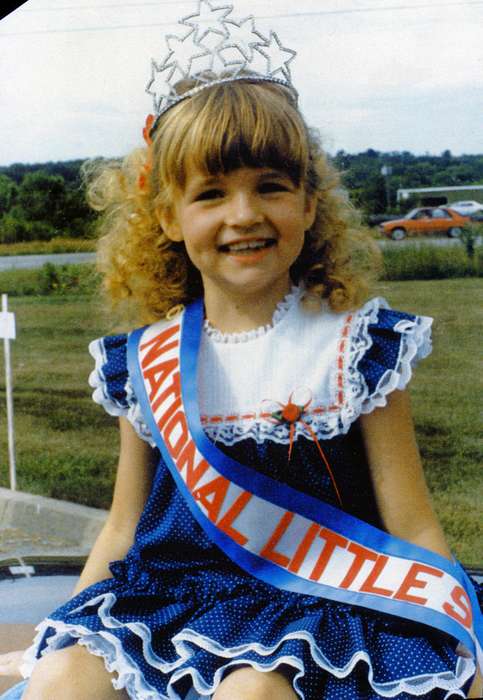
[182,236,202,263]
[285,210,309,243]
[179,227,213,268]
[283,199,310,230]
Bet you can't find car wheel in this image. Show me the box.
[448,227,462,238]
[391,228,406,241]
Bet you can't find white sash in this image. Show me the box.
[127,299,482,671]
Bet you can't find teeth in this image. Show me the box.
[224,240,272,252]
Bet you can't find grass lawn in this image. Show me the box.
[0,279,481,563]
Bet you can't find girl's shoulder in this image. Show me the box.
[345,296,433,413]
[292,292,432,381]
[350,296,433,365]
[88,329,152,447]
[87,313,180,444]
[88,333,130,416]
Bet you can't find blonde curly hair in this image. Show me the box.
[86,80,381,326]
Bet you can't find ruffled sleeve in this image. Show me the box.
[88,334,154,446]
[351,297,433,414]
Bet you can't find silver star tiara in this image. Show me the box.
[146,0,298,131]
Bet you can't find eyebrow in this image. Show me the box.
[258,170,290,179]
[185,169,292,195]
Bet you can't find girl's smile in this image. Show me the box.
[163,166,316,326]
[216,237,277,266]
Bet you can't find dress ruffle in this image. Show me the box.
[22,560,476,700]
[202,285,300,343]
[201,296,433,445]
[88,335,154,446]
[350,296,433,415]
[29,297,477,699]
[90,296,433,449]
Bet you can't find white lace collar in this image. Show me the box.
[197,296,432,446]
[89,296,432,448]
[202,286,302,344]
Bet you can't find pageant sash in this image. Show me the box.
[127,299,482,670]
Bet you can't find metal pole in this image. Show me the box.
[2,294,16,491]
[381,165,392,212]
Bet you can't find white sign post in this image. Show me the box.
[1,294,16,490]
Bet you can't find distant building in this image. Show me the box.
[397,185,483,207]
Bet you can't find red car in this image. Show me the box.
[380,207,470,240]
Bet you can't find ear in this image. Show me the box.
[303,193,317,231]
[155,205,184,242]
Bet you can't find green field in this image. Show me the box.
[0,279,481,563]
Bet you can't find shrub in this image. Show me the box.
[0,213,59,243]
[459,222,483,261]
[0,263,99,297]
[0,213,32,243]
[381,243,482,280]
[37,263,99,295]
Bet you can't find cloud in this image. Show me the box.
[1,0,482,164]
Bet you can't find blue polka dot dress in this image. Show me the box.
[21,294,480,699]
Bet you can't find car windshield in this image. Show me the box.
[404,209,419,219]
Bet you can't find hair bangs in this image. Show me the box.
[156,81,310,192]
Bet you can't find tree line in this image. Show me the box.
[0,160,94,243]
[333,149,483,216]
[0,151,482,243]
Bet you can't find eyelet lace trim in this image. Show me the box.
[203,297,432,446]
[21,599,473,700]
[353,296,433,415]
[203,286,301,343]
[88,338,155,447]
[88,297,432,449]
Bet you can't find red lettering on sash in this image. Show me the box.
[217,491,252,546]
[153,371,181,416]
[144,359,178,403]
[309,528,348,581]
[176,439,210,491]
[164,410,188,458]
[442,586,473,629]
[393,563,443,605]
[340,543,378,589]
[260,512,294,568]
[159,396,182,432]
[193,476,230,523]
[289,523,320,574]
[140,325,179,368]
[359,555,394,597]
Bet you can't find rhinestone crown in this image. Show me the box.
[146,0,298,130]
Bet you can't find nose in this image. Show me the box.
[225,192,264,228]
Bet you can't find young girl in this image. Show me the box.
[0,2,481,698]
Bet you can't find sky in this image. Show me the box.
[0,0,482,165]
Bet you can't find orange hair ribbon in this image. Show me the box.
[139,114,155,190]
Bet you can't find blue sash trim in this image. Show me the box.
[127,300,482,667]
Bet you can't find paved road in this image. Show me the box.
[378,237,476,248]
[0,252,96,271]
[0,238,476,271]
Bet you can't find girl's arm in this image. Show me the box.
[359,389,452,560]
[71,416,156,595]
[0,417,156,678]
